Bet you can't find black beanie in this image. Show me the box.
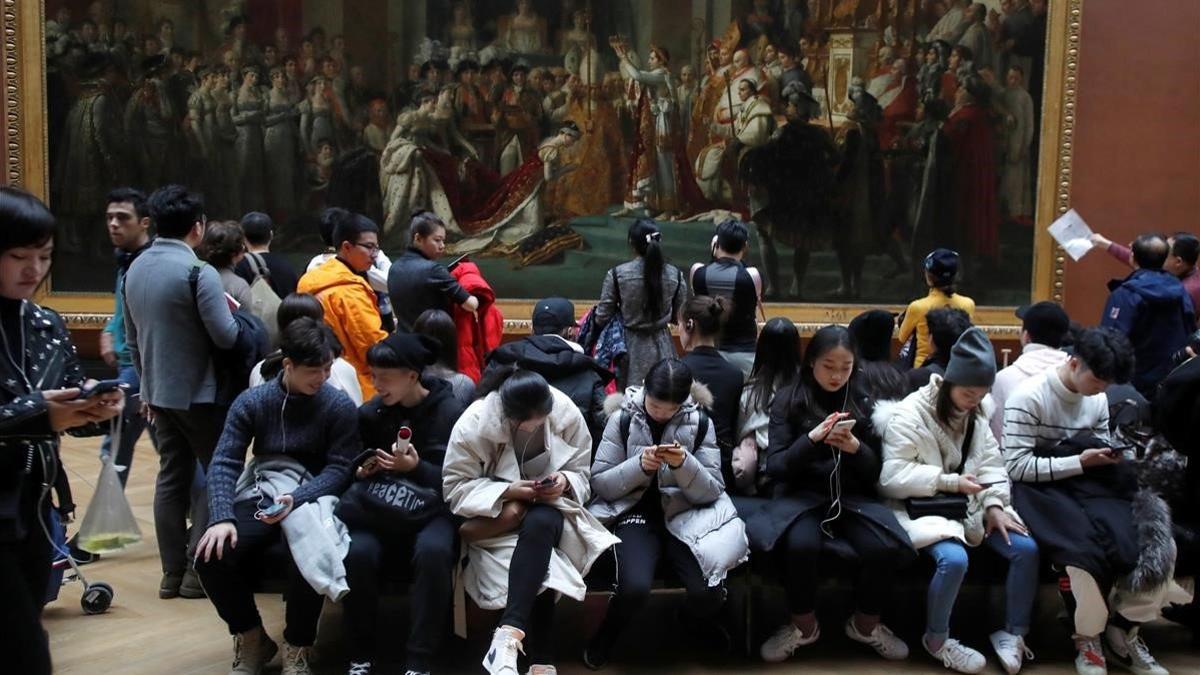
[848,310,896,362]
[378,333,439,371]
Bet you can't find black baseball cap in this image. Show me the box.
[1016,301,1071,348]
[924,248,960,286]
[532,297,576,335]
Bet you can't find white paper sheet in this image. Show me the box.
[1048,209,1095,261]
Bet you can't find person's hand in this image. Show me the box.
[533,472,567,500]
[356,456,382,480]
[259,495,294,525]
[657,443,686,469]
[43,388,109,431]
[375,445,420,474]
[462,295,480,315]
[196,522,238,562]
[957,473,984,494]
[1089,233,1113,250]
[504,479,538,502]
[825,426,860,454]
[808,412,846,443]
[140,400,156,424]
[1080,447,1121,469]
[99,332,118,368]
[641,446,664,473]
[984,505,1029,545]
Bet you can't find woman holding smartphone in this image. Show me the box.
[748,325,913,664]
[584,358,749,669]
[876,328,1037,674]
[0,187,124,674]
[443,365,617,675]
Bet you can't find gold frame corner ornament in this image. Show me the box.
[7,1,1079,336]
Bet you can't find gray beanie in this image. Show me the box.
[943,327,996,387]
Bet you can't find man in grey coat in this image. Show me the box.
[124,184,239,599]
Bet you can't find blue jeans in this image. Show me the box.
[924,532,1039,641]
[99,366,155,488]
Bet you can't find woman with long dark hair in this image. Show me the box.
[749,325,913,664]
[413,308,476,406]
[443,365,617,675]
[735,318,802,495]
[594,218,688,389]
[847,309,907,401]
[0,187,123,674]
[679,296,744,486]
[584,358,748,668]
[877,328,1037,673]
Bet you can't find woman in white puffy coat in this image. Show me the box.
[584,358,749,668]
[876,328,1039,675]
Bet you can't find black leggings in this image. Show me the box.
[500,504,564,664]
[779,511,900,616]
[592,511,726,647]
[194,501,325,646]
[0,506,54,675]
[343,513,457,670]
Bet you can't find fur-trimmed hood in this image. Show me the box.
[871,374,996,437]
[604,382,715,419]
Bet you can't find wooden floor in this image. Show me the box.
[44,436,1199,675]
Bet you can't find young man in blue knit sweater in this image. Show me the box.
[195,317,361,675]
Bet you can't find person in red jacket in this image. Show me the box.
[450,260,504,382]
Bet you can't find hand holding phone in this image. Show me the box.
[75,379,128,400]
[259,500,288,518]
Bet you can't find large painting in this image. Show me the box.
[12,0,1077,327]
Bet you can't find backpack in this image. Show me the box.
[243,252,282,348]
[189,262,271,403]
[617,408,710,456]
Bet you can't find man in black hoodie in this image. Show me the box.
[340,333,466,675]
[484,297,614,451]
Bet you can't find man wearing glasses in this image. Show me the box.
[298,213,389,398]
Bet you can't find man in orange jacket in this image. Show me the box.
[298,213,388,398]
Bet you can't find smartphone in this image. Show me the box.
[833,418,857,431]
[977,480,1008,488]
[534,476,557,489]
[76,379,127,399]
[259,500,287,517]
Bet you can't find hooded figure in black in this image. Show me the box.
[484,297,614,451]
[338,332,466,674]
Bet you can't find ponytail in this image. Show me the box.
[679,295,731,338]
[629,218,664,319]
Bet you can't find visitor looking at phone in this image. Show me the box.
[584,357,749,669]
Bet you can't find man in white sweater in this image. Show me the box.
[990,302,1071,444]
[1003,328,1172,675]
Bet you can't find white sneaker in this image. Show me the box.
[347,662,372,675]
[1075,635,1108,675]
[845,619,909,660]
[923,636,987,674]
[1104,625,1169,675]
[282,643,313,675]
[483,626,526,675]
[526,667,557,675]
[990,630,1034,674]
[759,622,820,663]
[230,628,278,675]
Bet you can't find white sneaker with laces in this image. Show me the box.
[923,636,987,674]
[281,643,313,675]
[1104,625,1169,675]
[759,622,820,663]
[230,628,278,675]
[990,630,1034,674]
[1075,635,1108,675]
[483,626,526,675]
[845,619,909,660]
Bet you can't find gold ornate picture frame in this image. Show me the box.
[3,0,1079,337]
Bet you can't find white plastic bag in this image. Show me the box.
[76,455,142,554]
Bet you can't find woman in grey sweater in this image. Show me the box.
[594,219,688,389]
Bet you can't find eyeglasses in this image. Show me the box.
[353,241,380,254]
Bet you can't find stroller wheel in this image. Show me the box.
[81,581,114,615]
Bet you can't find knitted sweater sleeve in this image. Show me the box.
[207,392,257,525]
[1002,388,1085,483]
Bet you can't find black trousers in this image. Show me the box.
[593,511,726,647]
[151,404,226,575]
[0,506,54,675]
[500,504,563,664]
[194,501,325,646]
[342,513,458,670]
[779,510,899,616]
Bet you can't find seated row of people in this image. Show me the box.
[192,290,1184,675]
